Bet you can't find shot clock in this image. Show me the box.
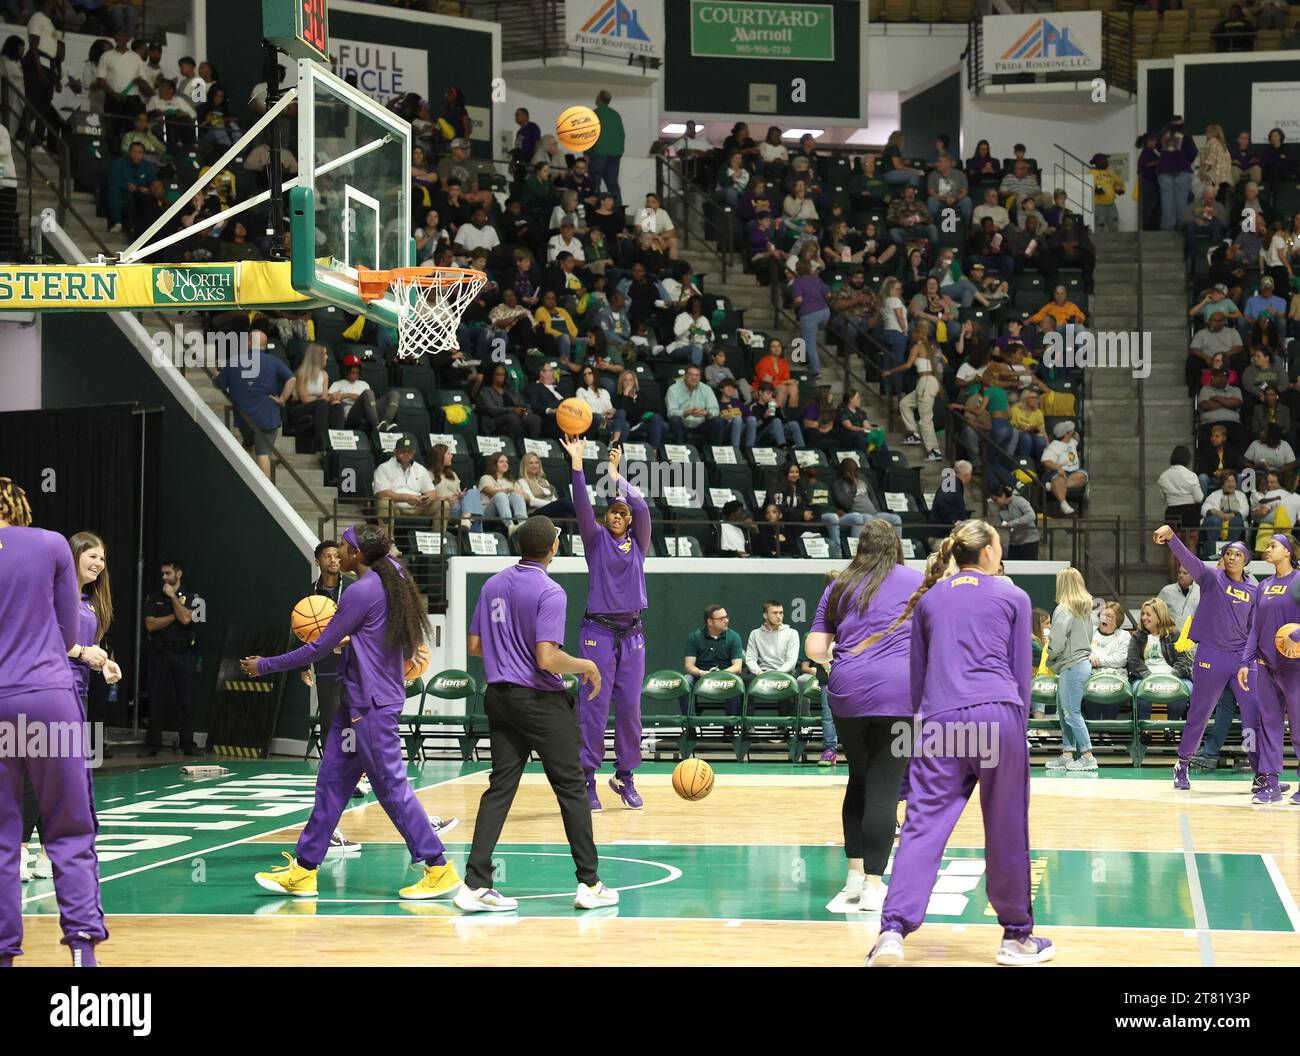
[263,0,330,62]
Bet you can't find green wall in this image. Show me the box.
[464,565,1061,683]
[1183,58,1300,136]
[41,311,314,742]
[1144,66,1173,138]
[901,73,961,163]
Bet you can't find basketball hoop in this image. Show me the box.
[357,266,487,360]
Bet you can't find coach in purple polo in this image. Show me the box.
[456,515,620,913]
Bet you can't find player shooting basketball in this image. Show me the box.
[560,436,650,811]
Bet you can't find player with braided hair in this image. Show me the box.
[241,524,460,900]
[866,519,1053,968]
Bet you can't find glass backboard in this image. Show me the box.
[292,57,411,325]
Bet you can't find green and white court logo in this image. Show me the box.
[152,266,237,305]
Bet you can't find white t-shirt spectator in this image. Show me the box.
[1252,487,1300,524]
[1201,488,1250,520]
[0,126,15,190]
[1042,437,1083,474]
[670,311,714,350]
[1197,383,1243,425]
[27,11,60,68]
[1157,465,1204,508]
[759,142,788,164]
[373,458,434,498]
[457,222,500,253]
[882,295,906,333]
[1245,438,1296,471]
[719,521,748,555]
[637,206,674,235]
[148,94,197,120]
[547,233,585,262]
[98,48,148,95]
[327,378,370,406]
[577,386,613,416]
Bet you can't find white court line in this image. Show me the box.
[22,767,483,907]
[102,797,123,802]
[1262,853,1300,932]
[1179,813,1216,966]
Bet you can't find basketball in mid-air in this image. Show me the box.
[672,757,714,801]
[556,397,593,437]
[405,642,430,682]
[556,105,600,152]
[1276,623,1300,659]
[291,595,336,643]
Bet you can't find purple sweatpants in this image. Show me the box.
[1181,644,1257,766]
[880,701,1034,942]
[1254,662,1300,776]
[295,696,445,868]
[577,619,646,776]
[0,688,106,960]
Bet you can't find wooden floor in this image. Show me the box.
[17,764,1300,967]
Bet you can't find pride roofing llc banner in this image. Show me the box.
[982,11,1102,77]
[567,0,664,60]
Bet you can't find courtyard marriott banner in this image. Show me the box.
[982,11,1102,77]
[690,0,835,61]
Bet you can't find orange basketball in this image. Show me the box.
[556,105,601,152]
[405,642,430,682]
[556,397,593,437]
[291,595,336,643]
[1276,623,1300,660]
[672,757,714,801]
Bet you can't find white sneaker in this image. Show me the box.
[352,776,371,799]
[858,879,887,913]
[429,815,459,836]
[1045,754,1072,771]
[925,449,943,461]
[33,851,53,879]
[19,846,32,883]
[1059,500,1075,515]
[326,829,361,856]
[454,884,519,913]
[866,930,904,966]
[1066,755,1098,772]
[575,881,620,909]
[996,935,1056,965]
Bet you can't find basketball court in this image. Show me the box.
[18,760,1300,967]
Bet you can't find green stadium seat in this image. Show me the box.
[400,677,428,761]
[641,670,691,759]
[739,671,801,762]
[688,670,745,757]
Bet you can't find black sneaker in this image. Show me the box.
[1189,755,1217,772]
[925,449,943,461]
[901,433,922,446]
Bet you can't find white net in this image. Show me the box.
[389,270,487,360]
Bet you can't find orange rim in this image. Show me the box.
[356,266,487,302]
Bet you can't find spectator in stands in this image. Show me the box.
[925,152,971,225]
[1190,283,1242,333]
[1127,598,1193,722]
[1194,125,1231,205]
[1252,383,1292,441]
[749,382,803,448]
[132,177,169,235]
[1243,275,1287,335]
[214,329,293,479]
[22,0,65,149]
[744,600,800,683]
[1183,185,1229,254]
[414,208,448,265]
[767,460,816,529]
[966,139,1001,184]
[746,211,785,274]
[897,246,928,300]
[1044,568,1097,771]
[591,290,633,363]
[790,260,831,378]
[1260,128,1294,183]
[722,121,760,164]
[877,277,909,394]
[106,140,153,235]
[752,335,800,409]
[524,361,566,439]
[753,502,796,557]
[1198,365,1245,447]
[488,288,536,355]
[438,85,471,143]
[1042,420,1087,516]
[1158,446,1205,575]
[931,459,972,530]
[1197,423,1246,495]
[173,54,200,104]
[1158,565,1201,629]
[1157,116,1198,232]
[758,125,789,182]
[826,458,902,552]
[828,266,879,359]
[1088,154,1124,232]
[636,191,677,259]
[998,159,1041,220]
[575,365,624,443]
[327,354,399,433]
[1249,469,1300,541]
[220,219,260,262]
[880,130,923,189]
[885,321,944,462]
[907,275,958,335]
[1041,214,1095,293]
[612,371,667,450]
[519,161,556,228]
[561,155,598,212]
[967,216,1015,278]
[517,452,574,520]
[849,153,886,212]
[682,605,745,715]
[477,451,529,529]
[1202,471,1250,543]
[196,83,238,155]
[1262,220,1293,296]
[991,484,1039,560]
[587,89,624,202]
[1086,602,1132,719]
[666,295,713,366]
[477,363,541,441]
[455,205,501,259]
[781,178,818,239]
[1243,347,1285,402]
[837,389,883,457]
[1012,387,1048,461]
[284,344,331,453]
[1028,285,1087,328]
[705,347,746,401]
[1234,182,1266,234]
[885,184,938,249]
[373,436,439,519]
[739,175,776,225]
[971,186,1008,229]
[718,500,754,558]
[1229,131,1261,188]
[1244,422,1296,477]
[666,365,723,446]
[533,288,579,369]
[1212,4,1256,51]
[510,107,540,178]
[714,150,751,209]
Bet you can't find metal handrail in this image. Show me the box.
[653,153,733,283]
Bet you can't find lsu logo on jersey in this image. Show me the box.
[617,539,633,554]
[1265,585,1289,596]
[950,575,980,587]
[584,640,598,647]
[1198,661,1212,669]
[1226,585,1251,603]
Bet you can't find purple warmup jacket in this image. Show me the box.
[908,568,1033,718]
[811,564,924,718]
[573,468,650,615]
[259,567,407,707]
[1242,568,1300,673]
[0,526,80,698]
[68,592,99,702]
[1168,534,1254,653]
[470,560,568,691]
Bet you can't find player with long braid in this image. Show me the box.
[242,524,460,900]
[561,437,651,811]
[866,519,1053,967]
[1153,526,1256,791]
[1237,534,1300,804]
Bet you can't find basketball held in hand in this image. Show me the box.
[556,398,593,437]
[1276,623,1300,660]
[291,595,336,643]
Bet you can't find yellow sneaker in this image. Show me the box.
[254,851,318,898]
[399,861,462,900]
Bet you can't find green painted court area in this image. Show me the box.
[20,762,1297,934]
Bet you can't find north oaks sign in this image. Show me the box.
[690,0,835,61]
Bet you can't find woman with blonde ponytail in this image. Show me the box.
[1045,567,1098,771]
[805,521,924,913]
[867,520,1053,968]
